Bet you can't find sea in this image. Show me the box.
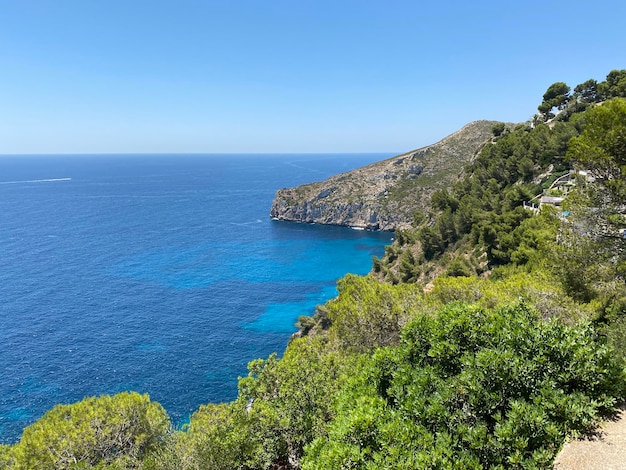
[0,153,394,443]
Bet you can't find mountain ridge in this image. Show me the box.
[270,120,503,231]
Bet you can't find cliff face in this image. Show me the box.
[270,120,500,231]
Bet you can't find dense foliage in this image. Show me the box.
[374,71,626,288]
[1,392,169,469]
[567,98,626,245]
[3,70,626,469]
[371,118,582,285]
[304,303,624,469]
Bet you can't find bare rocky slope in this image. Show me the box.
[270,120,500,231]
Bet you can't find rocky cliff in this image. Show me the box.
[270,120,500,231]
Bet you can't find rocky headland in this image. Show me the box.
[270,120,501,231]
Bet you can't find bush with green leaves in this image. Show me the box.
[170,402,253,470]
[169,336,360,469]
[303,302,625,469]
[5,392,169,470]
[326,274,423,352]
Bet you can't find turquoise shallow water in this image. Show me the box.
[0,153,393,443]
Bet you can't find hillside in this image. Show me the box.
[270,120,501,230]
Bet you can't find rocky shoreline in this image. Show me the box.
[270,120,500,231]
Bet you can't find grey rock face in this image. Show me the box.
[270,120,500,231]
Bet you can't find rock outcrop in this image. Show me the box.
[270,120,500,231]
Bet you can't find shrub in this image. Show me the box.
[303,302,626,469]
[9,392,170,470]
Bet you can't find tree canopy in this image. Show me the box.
[3,392,169,469]
[538,81,571,118]
[568,98,626,207]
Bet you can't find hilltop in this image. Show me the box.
[270,120,501,231]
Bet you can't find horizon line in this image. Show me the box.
[0,151,401,156]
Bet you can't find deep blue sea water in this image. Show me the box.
[0,153,394,443]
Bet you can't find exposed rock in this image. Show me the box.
[315,188,334,199]
[408,165,423,176]
[270,120,500,231]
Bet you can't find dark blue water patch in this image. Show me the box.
[0,153,394,443]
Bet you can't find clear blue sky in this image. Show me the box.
[1,0,625,154]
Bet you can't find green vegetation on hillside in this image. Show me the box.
[304,302,623,469]
[2,70,626,469]
[0,392,168,469]
[374,72,626,290]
